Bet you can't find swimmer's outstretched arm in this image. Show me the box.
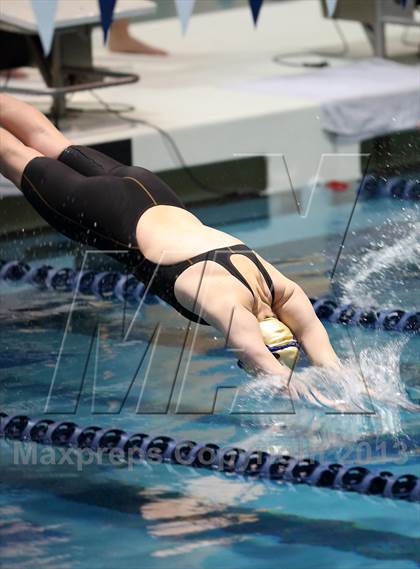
[273,279,340,369]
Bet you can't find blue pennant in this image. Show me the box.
[249,0,264,26]
[99,0,117,42]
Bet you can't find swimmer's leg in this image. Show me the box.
[0,127,42,188]
[0,95,125,175]
[18,155,145,252]
[57,145,185,209]
[0,93,70,158]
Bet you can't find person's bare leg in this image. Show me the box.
[0,68,27,79]
[0,127,42,188]
[0,93,71,159]
[108,19,168,56]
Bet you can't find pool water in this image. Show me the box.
[0,185,419,569]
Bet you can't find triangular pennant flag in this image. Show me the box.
[326,0,338,17]
[249,0,264,26]
[99,0,117,43]
[174,0,196,35]
[30,0,59,55]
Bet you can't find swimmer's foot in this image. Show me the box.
[109,35,168,56]
[108,20,168,56]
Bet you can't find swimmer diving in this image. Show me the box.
[0,93,339,377]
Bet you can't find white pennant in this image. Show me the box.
[174,0,196,34]
[30,0,59,55]
[326,0,338,18]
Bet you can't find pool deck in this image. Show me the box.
[1,0,419,199]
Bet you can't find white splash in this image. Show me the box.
[231,207,419,459]
[233,338,418,459]
[340,215,420,307]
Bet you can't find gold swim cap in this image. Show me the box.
[238,317,299,373]
[259,317,299,369]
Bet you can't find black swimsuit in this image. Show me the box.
[21,145,274,323]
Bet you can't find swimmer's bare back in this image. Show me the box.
[137,205,276,317]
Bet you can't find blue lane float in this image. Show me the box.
[310,297,419,334]
[0,412,418,502]
[359,174,420,200]
[0,259,163,305]
[1,260,419,333]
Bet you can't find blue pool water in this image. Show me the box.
[0,186,419,568]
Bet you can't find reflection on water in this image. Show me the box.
[137,483,420,564]
[2,464,419,568]
[0,503,73,569]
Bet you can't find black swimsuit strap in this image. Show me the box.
[184,244,275,301]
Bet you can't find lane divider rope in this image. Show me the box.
[360,174,420,200]
[310,297,419,334]
[0,259,163,305]
[1,412,418,502]
[1,260,418,333]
